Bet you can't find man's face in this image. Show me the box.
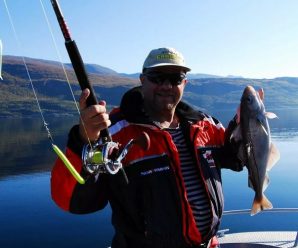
[140,66,187,114]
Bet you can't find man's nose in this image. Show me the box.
[159,79,173,88]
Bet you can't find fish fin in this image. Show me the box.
[266,112,278,119]
[263,173,270,191]
[258,88,264,101]
[251,194,273,216]
[260,123,268,136]
[266,143,280,171]
[230,125,242,142]
[256,118,269,136]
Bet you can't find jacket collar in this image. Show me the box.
[120,86,205,125]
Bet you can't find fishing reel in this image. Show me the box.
[82,132,150,183]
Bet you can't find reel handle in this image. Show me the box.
[82,132,151,184]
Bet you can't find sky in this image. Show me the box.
[1,0,298,79]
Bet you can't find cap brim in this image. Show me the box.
[144,63,191,72]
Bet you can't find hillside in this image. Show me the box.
[185,77,298,112]
[0,56,138,117]
[1,55,298,117]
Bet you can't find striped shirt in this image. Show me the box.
[166,126,212,238]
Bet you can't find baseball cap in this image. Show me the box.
[142,47,191,72]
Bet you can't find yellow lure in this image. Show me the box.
[52,144,85,184]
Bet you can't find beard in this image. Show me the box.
[164,102,175,111]
[142,87,183,117]
[153,95,177,113]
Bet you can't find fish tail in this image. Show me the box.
[251,194,273,216]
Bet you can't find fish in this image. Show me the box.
[231,85,280,216]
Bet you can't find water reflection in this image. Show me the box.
[0,117,77,178]
[1,110,298,178]
[0,117,114,248]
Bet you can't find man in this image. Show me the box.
[51,47,243,248]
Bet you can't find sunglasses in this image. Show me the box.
[143,72,187,86]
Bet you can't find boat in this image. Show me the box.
[217,208,298,247]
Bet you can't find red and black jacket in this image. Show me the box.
[51,86,243,248]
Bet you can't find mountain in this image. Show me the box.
[184,77,298,112]
[1,55,298,117]
[83,64,119,75]
[119,73,226,79]
[187,73,221,79]
[0,55,138,117]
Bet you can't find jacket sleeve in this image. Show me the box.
[217,116,245,171]
[51,125,108,214]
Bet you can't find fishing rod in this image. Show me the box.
[50,0,111,143]
[50,0,150,183]
[3,0,84,184]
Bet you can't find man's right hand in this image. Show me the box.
[79,89,111,143]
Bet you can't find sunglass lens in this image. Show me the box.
[169,74,186,85]
[145,73,186,86]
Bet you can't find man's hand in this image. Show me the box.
[79,89,111,143]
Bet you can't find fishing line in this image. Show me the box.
[3,0,54,143]
[3,0,85,184]
[39,0,93,149]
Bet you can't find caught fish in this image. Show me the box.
[232,85,280,216]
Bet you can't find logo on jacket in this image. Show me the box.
[140,166,170,176]
[202,150,215,168]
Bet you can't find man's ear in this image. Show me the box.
[139,73,145,84]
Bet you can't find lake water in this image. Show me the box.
[1,109,298,248]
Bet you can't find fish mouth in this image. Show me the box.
[242,85,256,97]
[245,85,255,92]
[241,85,259,105]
